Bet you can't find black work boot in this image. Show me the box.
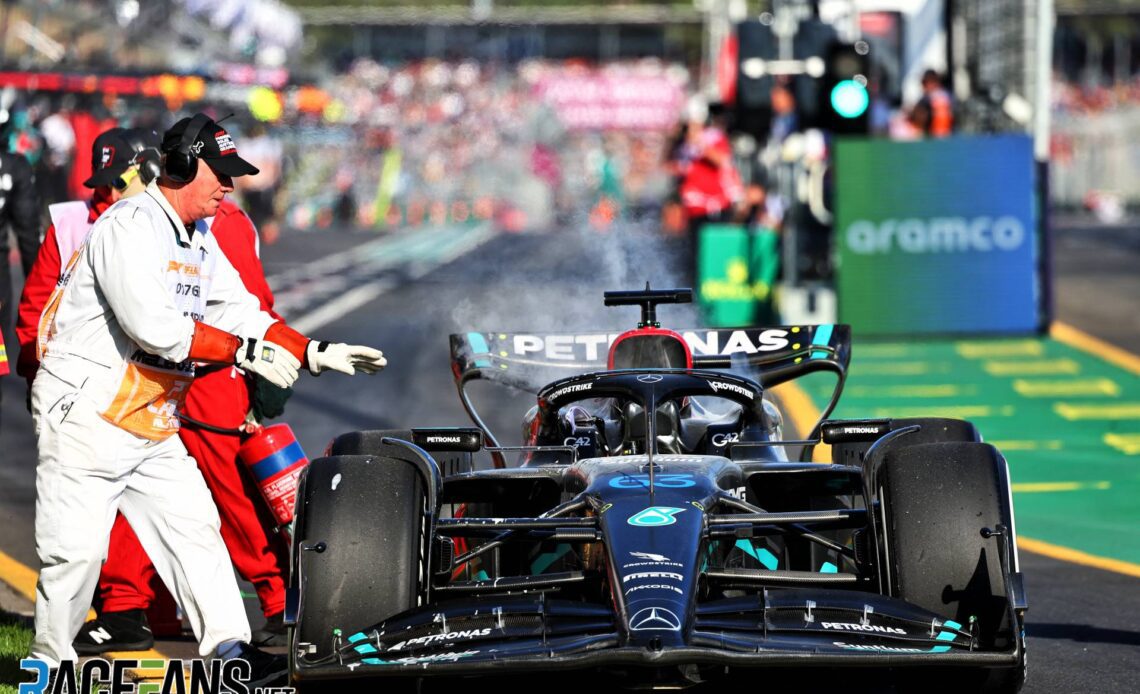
[73,608,154,654]
[220,642,289,689]
[251,612,287,648]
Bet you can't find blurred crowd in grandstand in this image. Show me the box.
[5,58,1138,240]
[0,0,1136,244]
[0,55,695,238]
[1053,74,1140,113]
[1051,73,1140,221]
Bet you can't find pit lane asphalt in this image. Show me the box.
[1,218,1137,692]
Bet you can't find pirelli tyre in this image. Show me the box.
[329,428,474,476]
[813,418,979,575]
[830,417,981,465]
[879,441,1024,693]
[291,454,425,688]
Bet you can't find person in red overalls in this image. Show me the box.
[678,108,743,288]
[18,126,292,653]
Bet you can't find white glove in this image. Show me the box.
[235,338,300,389]
[306,340,387,376]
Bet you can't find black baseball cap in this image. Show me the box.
[161,115,259,178]
[84,127,137,188]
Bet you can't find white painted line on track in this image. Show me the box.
[283,224,497,332]
[288,279,395,334]
[264,234,397,291]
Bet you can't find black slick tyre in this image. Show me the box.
[879,441,1023,693]
[291,454,424,662]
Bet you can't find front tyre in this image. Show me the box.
[290,454,426,689]
[879,441,1024,693]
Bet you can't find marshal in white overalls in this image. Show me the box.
[30,182,276,667]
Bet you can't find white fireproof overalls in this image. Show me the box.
[30,182,276,666]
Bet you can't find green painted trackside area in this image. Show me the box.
[799,336,1140,565]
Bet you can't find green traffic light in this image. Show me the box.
[830,79,869,118]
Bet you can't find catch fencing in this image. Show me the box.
[1051,106,1140,208]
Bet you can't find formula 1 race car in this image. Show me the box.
[286,288,1027,692]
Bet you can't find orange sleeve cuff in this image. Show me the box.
[188,322,242,364]
[265,322,311,364]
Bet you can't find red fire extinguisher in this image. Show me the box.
[237,423,310,527]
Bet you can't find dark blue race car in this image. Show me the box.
[286,288,1027,693]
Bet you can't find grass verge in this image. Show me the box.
[0,610,33,692]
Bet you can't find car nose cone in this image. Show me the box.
[629,606,681,631]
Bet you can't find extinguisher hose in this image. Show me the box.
[178,412,246,436]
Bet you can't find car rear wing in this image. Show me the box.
[450,325,850,393]
[450,325,851,449]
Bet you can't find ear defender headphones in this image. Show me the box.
[162,113,212,184]
[134,146,162,186]
[113,130,163,191]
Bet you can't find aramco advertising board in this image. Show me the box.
[834,135,1039,335]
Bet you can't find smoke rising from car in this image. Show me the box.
[448,217,702,333]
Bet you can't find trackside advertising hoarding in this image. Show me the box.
[834,135,1039,335]
[697,224,780,327]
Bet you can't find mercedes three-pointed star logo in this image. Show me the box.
[629,606,682,631]
[637,374,664,383]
